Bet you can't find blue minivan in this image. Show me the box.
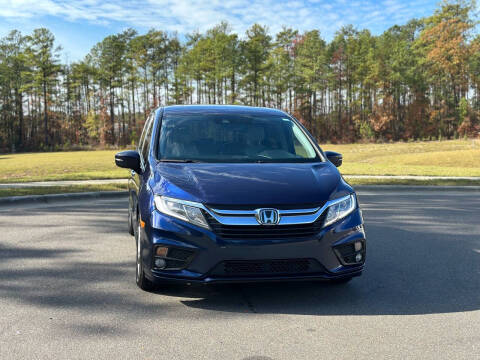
[115,105,366,291]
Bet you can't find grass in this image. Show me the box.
[323,139,480,177]
[0,150,128,183]
[0,139,479,184]
[0,183,128,198]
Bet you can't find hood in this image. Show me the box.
[150,162,346,207]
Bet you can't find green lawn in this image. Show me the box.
[323,139,480,177]
[0,139,479,184]
[0,150,128,183]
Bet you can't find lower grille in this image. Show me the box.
[204,212,326,240]
[211,258,322,277]
[153,246,195,271]
[167,247,194,261]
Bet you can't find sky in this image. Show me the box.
[0,0,440,62]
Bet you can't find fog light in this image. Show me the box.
[355,253,363,262]
[354,241,362,251]
[155,246,168,257]
[154,258,167,269]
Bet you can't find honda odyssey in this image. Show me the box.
[115,105,366,291]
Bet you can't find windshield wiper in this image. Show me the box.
[159,159,202,163]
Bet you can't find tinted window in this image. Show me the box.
[157,113,319,163]
[138,114,152,154]
[141,114,154,162]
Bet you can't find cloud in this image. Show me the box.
[1,0,438,37]
[0,0,443,60]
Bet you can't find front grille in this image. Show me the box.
[204,211,326,240]
[206,203,324,210]
[213,259,319,277]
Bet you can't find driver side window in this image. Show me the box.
[141,117,154,163]
[138,116,149,153]
[138,113,154,166]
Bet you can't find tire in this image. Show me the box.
[127,195,134,236]
[135,222,156,291]
[329,276,353,285]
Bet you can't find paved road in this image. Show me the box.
[1,190,479,359]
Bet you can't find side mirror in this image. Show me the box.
[115,150,142,174]
[324,151,342,167]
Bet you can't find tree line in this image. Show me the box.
[0,0,479,152]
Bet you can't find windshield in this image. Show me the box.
[157,112,320,163]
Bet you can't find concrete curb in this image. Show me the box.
[0,190,128,206]
[354,185,480,192]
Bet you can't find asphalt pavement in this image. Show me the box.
[0,189,479,359]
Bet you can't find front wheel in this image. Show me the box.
[135,223,155,291]
[127,195,135,236]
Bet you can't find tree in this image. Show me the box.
[417,0,476,136]
[27,28,61,148]
[294,30,327,134]
[90,33,128,144]
[270,27,298,111]
[1,1,480,152]
[0,30,30,150]
[241,24,272,106]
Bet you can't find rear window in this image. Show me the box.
[157,112,320,163]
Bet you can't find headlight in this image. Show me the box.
[324,194,356,227]
[154,195,210,229]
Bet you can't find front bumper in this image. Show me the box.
[141,208,366,284]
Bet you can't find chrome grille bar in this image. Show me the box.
[204,204,329,226]
[209,207,320,216]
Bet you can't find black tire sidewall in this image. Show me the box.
[135,223,142,285]
[135,220,155,291]
[128,193,135,235]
